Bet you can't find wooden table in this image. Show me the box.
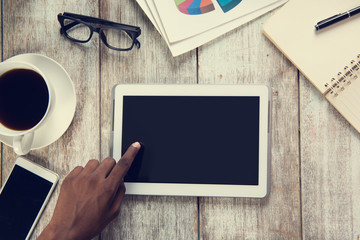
[1,1,360,239]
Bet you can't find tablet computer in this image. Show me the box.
[111,84,271,198]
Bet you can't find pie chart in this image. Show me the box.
[217,0,242,12]
[174,0,215,15]
[174,0,242,15]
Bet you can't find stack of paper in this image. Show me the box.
[137,0,288,56]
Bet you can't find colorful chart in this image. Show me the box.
[174,0,215,15]
[174,0,242,15]
[217,0,242,13]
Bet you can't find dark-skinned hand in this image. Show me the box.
[38,142,141,240]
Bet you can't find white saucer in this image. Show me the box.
[0,54,76,150]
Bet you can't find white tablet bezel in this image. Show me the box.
[111,84,271,198]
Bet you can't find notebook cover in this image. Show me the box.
[263,0,360,95]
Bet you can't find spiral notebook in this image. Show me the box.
[263,0,360,133]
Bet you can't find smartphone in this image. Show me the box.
[0,156,59,240]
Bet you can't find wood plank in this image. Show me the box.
[197,12,301,239]
[2,1,100,239]
[300,73,360,239]
[99,0,199,239]
[0,0,2,186]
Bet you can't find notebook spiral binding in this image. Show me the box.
[324,54,360,96]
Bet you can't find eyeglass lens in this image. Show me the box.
[64,19,92,42]
[102,28,134,49]
[63,18,135,49]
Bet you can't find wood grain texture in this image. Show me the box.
[2,1,360,239]
[197,11,301,239]
[300,73,360,240]
[99,0,199,239]
[2,1,100,239]
[0,0,2,185]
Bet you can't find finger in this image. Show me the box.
[81,159,100,176]
[107,142,141,186]
[94,157,116,178]
[116,142,141,178]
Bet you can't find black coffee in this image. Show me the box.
[0,69,49,131]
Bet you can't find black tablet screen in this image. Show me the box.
[122,96,259,185]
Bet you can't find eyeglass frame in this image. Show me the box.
[57,12,141,51]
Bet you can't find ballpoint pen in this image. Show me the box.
[315,5,360,31]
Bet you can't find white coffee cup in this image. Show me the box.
[0,61,53,155]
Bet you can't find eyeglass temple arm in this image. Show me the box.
[134,39,141,48]
[63,12,139,31]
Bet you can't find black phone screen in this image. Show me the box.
[0,165,53,240]
[121,96,260,186]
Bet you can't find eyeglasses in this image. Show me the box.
[57,12,141,51]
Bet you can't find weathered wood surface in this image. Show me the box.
[1,0,359,240]
[0,1,2,185]
[99,0,198,240]
[197,12,301,239]
[2,1,101,239]
[300,73,360,240]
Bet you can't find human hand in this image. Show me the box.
[38,142,141,240]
